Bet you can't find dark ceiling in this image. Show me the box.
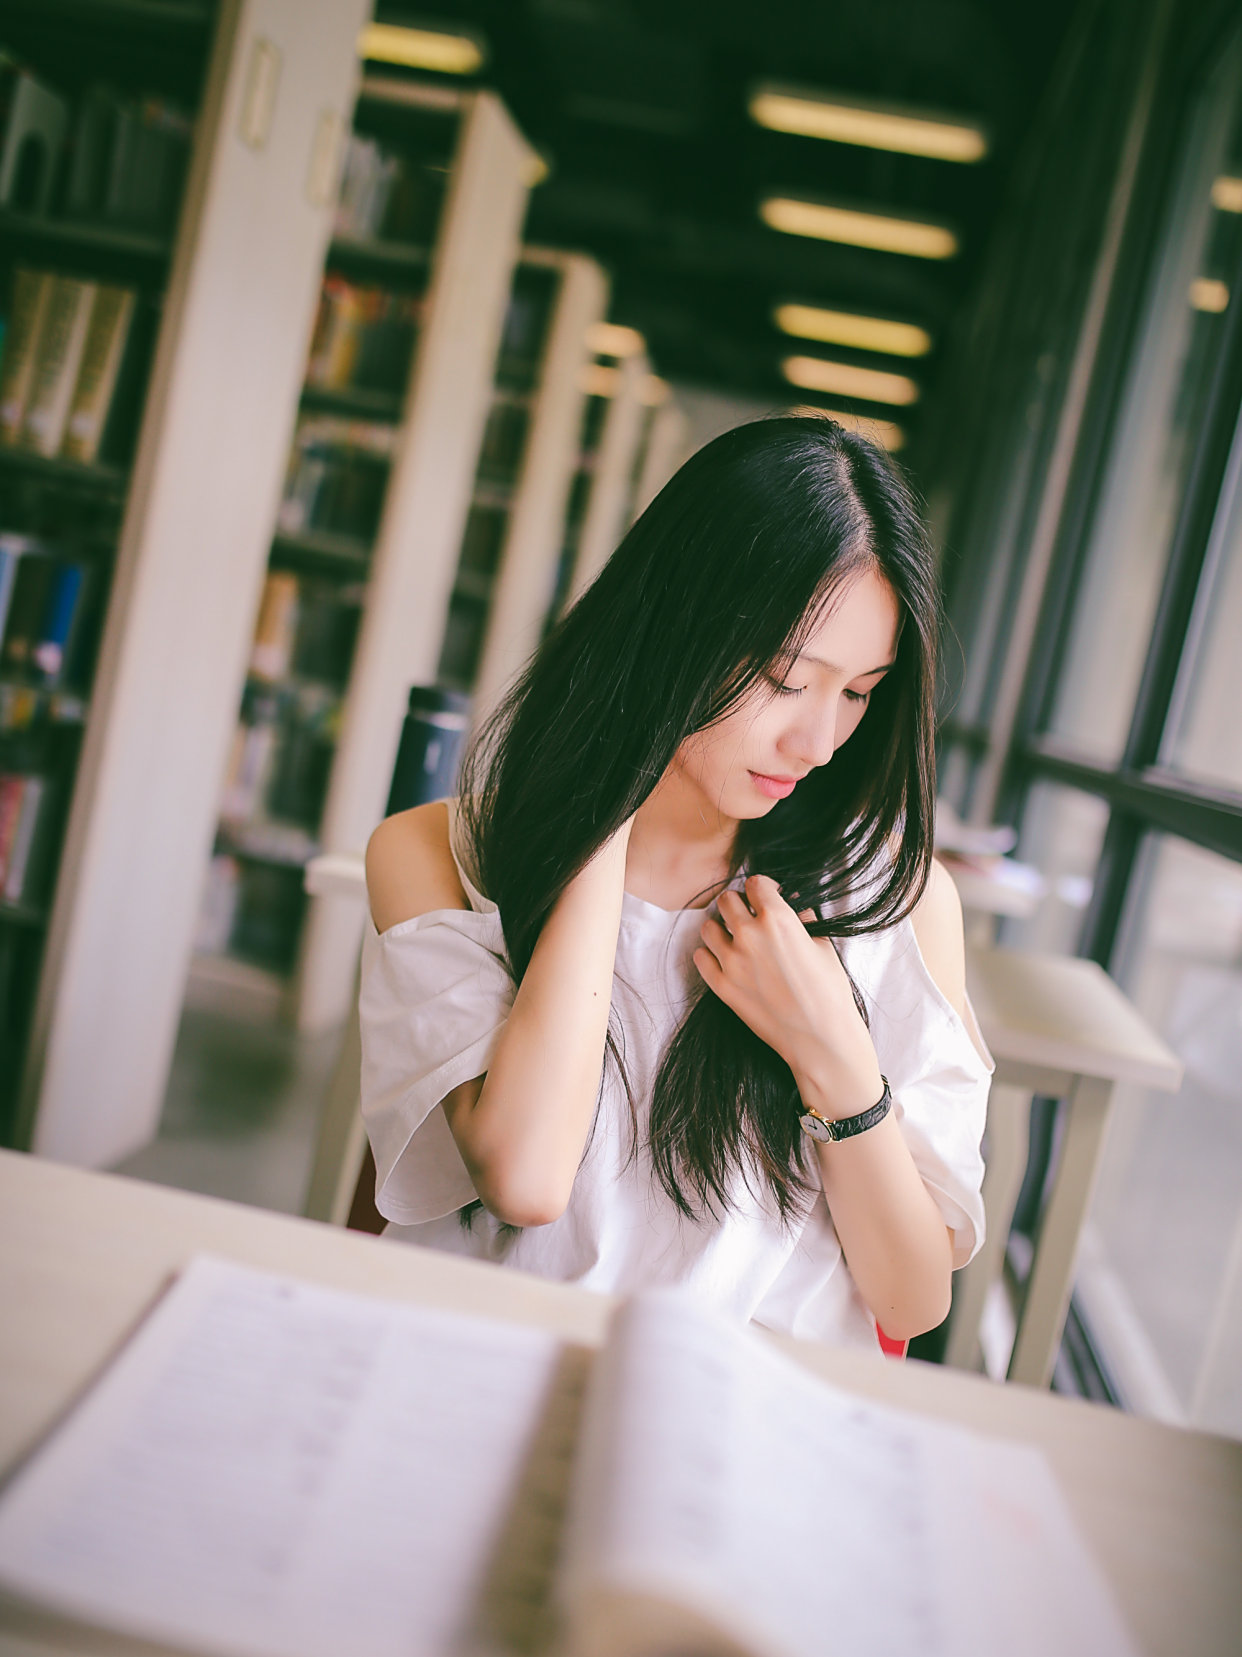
[375,0,1082,445]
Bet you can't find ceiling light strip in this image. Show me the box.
[761,197,958,259]
[357,24,484,75]
[782,355,919,405]
[774,303,932,357]
[751,88,987,163]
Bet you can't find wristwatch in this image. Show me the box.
[799,1076,892,1143]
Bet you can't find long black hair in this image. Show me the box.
[458,415,941,1224]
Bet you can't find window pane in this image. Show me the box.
[1161,406,1242,791]
[1077,835,1242,1437]
[1046,40,1242,762]
[1001,781,1110,955]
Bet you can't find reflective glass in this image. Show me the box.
[1078,835,1242,1436]
[1161,407,1242,791]
[1047,41,1242,762]
[1001,782,1110,955]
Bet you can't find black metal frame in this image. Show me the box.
[936,0,1242,1402]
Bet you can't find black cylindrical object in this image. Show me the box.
[384,685,471,816]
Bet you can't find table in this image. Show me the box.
[1,1150,1240,1657]
[949,945,1182,1386]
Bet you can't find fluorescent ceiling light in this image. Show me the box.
[586,322,645,358]
[774,303,932,357]
[1190,278,1229,313]
[750,86,986,163]
[788,404,905,451]
[1211,176,1242,213]
[782,355,919,405]
[357,23,484,75]
[761,196,957,259]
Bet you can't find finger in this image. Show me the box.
[693,945,727,993]
[699,916,732,955]
[744,873,785,916]
[798,908,816,924]
[716,888,751,927]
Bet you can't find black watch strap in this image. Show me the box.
[799,1076,892,1144]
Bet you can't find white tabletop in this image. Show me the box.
[1,1151,1240,1657]
[965,944,1182,1090]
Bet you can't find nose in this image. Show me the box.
[788,692,838,771]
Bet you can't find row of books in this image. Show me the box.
[276,415,397,542]
[0,771,54,907]
[332,132,445,245]
[0,59,192,232]
[248,570,363,686]
[0,538,92,687]
[304,275,423,397]
[194,851,307,970]
[0,269,148,464]
[219,679,340,832]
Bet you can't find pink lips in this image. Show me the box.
[749,771,800,800]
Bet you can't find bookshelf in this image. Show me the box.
[290,242,621,1032]
[8,0,373,1168]
[0,1,214,1150]
[191,77,544,1012]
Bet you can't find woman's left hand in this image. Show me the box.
[694,874,882,1115]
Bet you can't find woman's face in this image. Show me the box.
[671,563,902,822]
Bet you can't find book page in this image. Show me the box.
[0,1255,587,1657]
[560,1293,1138,1657]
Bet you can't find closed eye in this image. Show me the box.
[844,689,871,705]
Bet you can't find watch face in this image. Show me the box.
[799,1111,834,1143]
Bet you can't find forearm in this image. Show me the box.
[796,1061,953,1339]
[448,829,629,1225]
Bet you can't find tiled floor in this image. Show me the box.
[114,1001,342,1216]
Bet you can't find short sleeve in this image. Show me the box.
[358,903,514,1225]
[841,922,993,1269]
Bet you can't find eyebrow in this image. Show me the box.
[795,653,896,677]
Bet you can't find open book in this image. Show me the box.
[0,1255,1136,1657]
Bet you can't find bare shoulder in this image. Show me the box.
[910,857,967,1018]
[365,800,468,933]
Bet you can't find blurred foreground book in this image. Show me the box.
[0,1256,1136,1657]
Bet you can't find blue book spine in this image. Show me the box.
[33,562,86,680]
[0,545,20,648]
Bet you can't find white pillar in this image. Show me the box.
[471,252,609,721]
[23,0,372,1168]
[631,398,689,521]
[294,90,535,1033]
[568,350,649,602]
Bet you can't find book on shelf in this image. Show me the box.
[17,275,97,457]
[0,268,145,464]
[0,268,55,445]
[0,771,53,905]
[219,713,279,825]
[0,539,91,686]
[277,413,397,540]
[248,570,363,686]
[0,56,70,217]
[193,852,241,956]
[59,82,193,233]
[0,1254,1139,1657]
[333,130,446,244]
[60,283,138,463]
[305,274,423,396]
[250,570,301,682]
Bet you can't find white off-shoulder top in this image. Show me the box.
[359,801,993,1351]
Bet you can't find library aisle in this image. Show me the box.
[114,997,338,1217]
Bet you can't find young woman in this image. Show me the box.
[362,416,992,1349]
